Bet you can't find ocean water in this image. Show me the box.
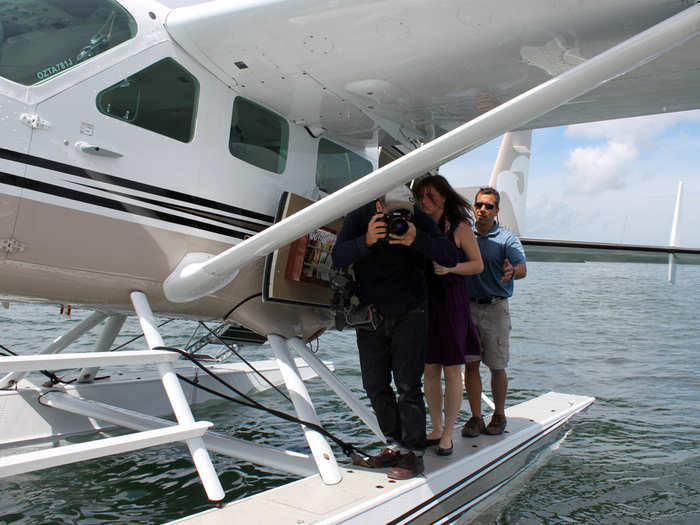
[0,262,698,524]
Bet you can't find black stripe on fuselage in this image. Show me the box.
[70,181,267,234]
[0,170,248,240]
[0,147,275,224]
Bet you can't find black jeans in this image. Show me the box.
[356,308,427,451]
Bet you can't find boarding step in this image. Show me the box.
[185,324,267,356]
[0,350,179,372]
[219,325,267,345]
[0,422,211,478]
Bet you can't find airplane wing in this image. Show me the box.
[164,0,700,148]
[521,238,700,265]
[162,1,700,301]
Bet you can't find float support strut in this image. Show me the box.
[130,291,224,502]
[77,314,127,383]
[0,311,107,389]
[269,334,342,485]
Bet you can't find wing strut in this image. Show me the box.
[164,4,700,303]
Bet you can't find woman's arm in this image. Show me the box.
[434,222,484,276]
[409,208,459,268]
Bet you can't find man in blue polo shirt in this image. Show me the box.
[462,187,526,437]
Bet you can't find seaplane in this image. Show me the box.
[2,0,700,523]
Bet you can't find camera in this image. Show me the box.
[380,210,412,240]
[329,270,383,331]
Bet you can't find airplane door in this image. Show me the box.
[0,82,31,260]
[20,45,205,280]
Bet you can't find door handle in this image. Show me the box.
[75,141,123,158]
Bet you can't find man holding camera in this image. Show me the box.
[332,185,457,479]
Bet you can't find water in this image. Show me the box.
[1,262,698,524]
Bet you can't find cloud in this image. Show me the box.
[564,140,638,193]
[439,156,500,187]
[559,110,700,194]
[525,195,574,238]
[443,112,700,246]
[565,109,700,144]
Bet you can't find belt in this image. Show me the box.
[470,296,505,304]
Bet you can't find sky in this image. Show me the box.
[440,109,700,248]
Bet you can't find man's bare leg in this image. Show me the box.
[490,368,507,415]
[465,360,482,418]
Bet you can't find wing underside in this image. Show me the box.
[165,0,700,146]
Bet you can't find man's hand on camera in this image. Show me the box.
[388,221,416,246]
[366,213,387,246]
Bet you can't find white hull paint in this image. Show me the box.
[168,392,594,525]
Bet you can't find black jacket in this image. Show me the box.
[332,202,458,315]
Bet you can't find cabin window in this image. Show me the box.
[96,58,199,143]
[229,97,288,174]
[0,0,137,86]
[316,139,373,194]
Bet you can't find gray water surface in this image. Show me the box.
[1,262,698,524]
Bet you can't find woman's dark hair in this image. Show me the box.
[413,174,474,231]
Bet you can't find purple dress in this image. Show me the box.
[426,228,481,366]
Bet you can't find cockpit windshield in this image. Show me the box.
[0,0,136,86]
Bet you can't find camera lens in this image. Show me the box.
[389,217,408,236]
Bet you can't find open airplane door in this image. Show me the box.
[263,192,343,308]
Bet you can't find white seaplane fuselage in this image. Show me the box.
[3,0,700,335]
[1,0,355,341]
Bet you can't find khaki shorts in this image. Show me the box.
[470,299,511,370]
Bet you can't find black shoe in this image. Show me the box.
[387,452,424,479]
[425,437,440,446]
[436,441,453,456]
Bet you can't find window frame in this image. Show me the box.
[228,96,289,175]
[0,0,138,86]
[315,138,374,194]
[95,57,199,143]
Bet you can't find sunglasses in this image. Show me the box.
[475,201,495,210]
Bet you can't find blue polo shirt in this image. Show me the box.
[465,223,526,299]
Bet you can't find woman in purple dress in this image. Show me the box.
[414,175,483,455]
